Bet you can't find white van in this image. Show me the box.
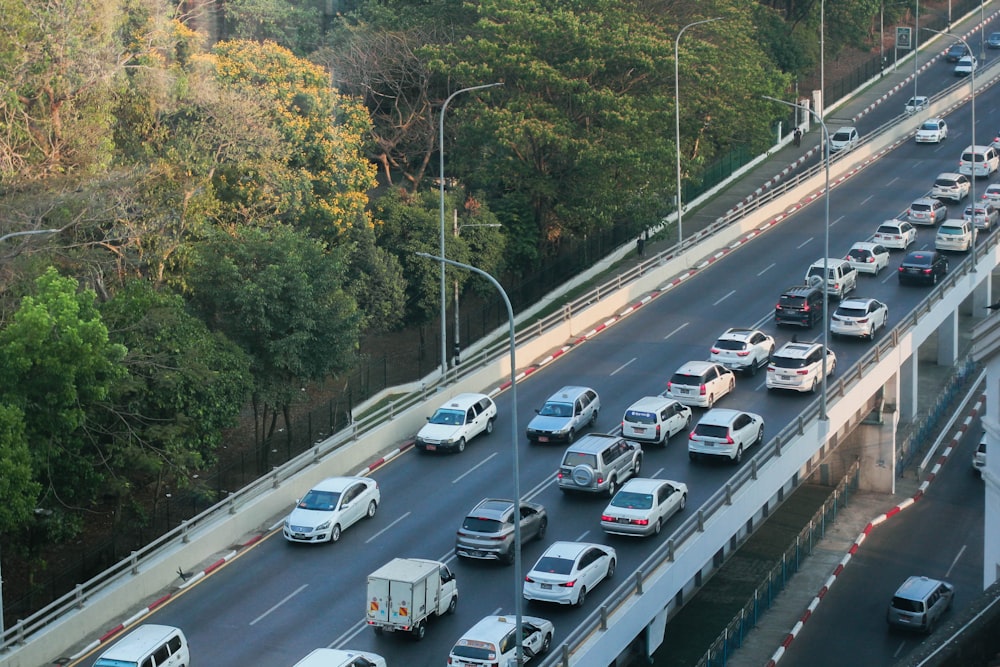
[935,219,977,252]
[621,396,691,446]
[94,624,189,667]
[292,648,386,667]
[958,144,1000,178]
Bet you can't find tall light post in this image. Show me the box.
[452,220,501,366]
[924,28,976,213]
[674,17,722,246]
[438,82,503,378]
[416,252,524,665]
[765,96,832,420]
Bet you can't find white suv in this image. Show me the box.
[804,258,857,299]
[931,172,971,201]
[688,408,764,464]
[665,361,736,408]
[709,327,775,376]
[448,615,554,666]
[415,392,497,453]
[766,342,837,393]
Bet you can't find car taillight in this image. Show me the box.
[689,431,696,440]
[597,475,605,485]
[898,266,905,272]
[557,471,564,479]
[666,381,673,391]
[923,268,932,274]
[634,518,649,526]
[525,575,535,582]
[726,434,735,444]
[699,384,707,395]
[736,350,750,356]
[601,515,615,522]
[797,369,809,375]
[858,317,869,323]
[655,424,661,438]
[561,579,578,588]
[775,303,783,310]
[710,347,721,354]
[866,257,874,263]
[803,304,811,311]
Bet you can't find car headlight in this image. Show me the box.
[283,519,290,529]
[316,521,331,531]
[554,423,570,434]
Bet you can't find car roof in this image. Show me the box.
[564,433,624,453]
[626,395,678,412]
[936,172,963,179]
[436,393,491,411]
[674,360,718,373]
[903,250,939,261]
[879,219,907,227]
[469,498,515,518]
[911,197,939,205]
[894,575,948,600]
[716,327,757,341]
[838,297,877,308]
[984,184,1000,191]
[780,284,821,296]
[962,144,992,151]
[696,408,746,426]
[545,386,594,403]
[849,241,882,250]
[834,126,856,132]
[310,476,367,493]
[774,342,822,358]
[539,540,602,561]
[939,219,968,227]
[618,477,673,494]
[808,257,849,268]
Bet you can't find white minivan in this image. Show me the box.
[292,648,386,667]
[935,219,977,252]
[94,624,189,667]
[958,144,1000,178]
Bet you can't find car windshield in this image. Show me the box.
[533,556,575,575]
[833,131,852,141]
[461,517,503,533]
[624,410,656,425]
[713,339,746,351]
[669,373,700,385]
[891,597,924,613]
[936,179,957,187]
[693,424,730,439]
[451,644,497,660]
[771,355,810,369]
[920,122,939,131]
[562,451,598,468]
[938,227,963,235]
[835,307,867,318]
[877,225,899,234]
[538,401,573,418]
[905,254,932,266]
[429,409,465,426]
[610,491,654,510]
[779,295,806,308]
[910,203,931,211]
[298,489,340,511]
[847,249,870,260]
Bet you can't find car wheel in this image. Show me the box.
[707,393,715,408]
[810,378,818,393]
[366,500,378,519]
[679,493,687,511]
[485,418,495,435]
[748,358,758,377]
[502,545,515,566]
[632,456,642,477]
[331,524,342,543]
[540,633,552,655]
[456,437,466,453]
[607,558,616,578]
[653,518,662,535]
[575,586,588,607]
[829,359,837,376]
[372,626,384,636]
[566,428,575,444]
[411,622,426,641]
[733,445,743,465]
[689,451,698,462]
[755,426,764,447]
[590,409,599,427]
[447,594,458,615]
[606,477,618,498]
[536,517,548,541]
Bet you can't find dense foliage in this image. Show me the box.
[0,0,909,599]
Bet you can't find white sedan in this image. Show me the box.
[601,478,688,537]
[873,220,917,250]
[845,241,889,275]
[915,118,948,143]
[523,541,616,607]
[830,298,889,340]
[283,476,380,543]
[954,55,978,76]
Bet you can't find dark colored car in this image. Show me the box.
[774,285,824,328]
[988,32,1000,49]
[945,43,969,61]
[897,250,949,285]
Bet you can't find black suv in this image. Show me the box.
[774,285,824,328]
[897,250,949,285]
[946,43,969,62]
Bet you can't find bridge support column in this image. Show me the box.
[854,378,898,494]
[984,355,1000,589]
[936,308,958,366]
[898,354,918,424]
[972,274,992,317]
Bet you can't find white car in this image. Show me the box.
[915,118,948,143]
[828,126,859,152]
[954,55,978,76]
[283,476,380,543]
[621,396,691,445]
[831,297,889,339]
[292,649,386,667]
[930,172,971,202]
[908,197,947,225]
[974,435,986,475]
[935,218,977,252]
[766,342,837,393]
[845,242,889,275]
[963,203,999,231]
[874,220,917,250]
[600,478,688,537]
[415,392,497,453]
[449,615,554,666]
[523,542,616,606]
[905,96,929,114]
[665,361,736,408]
[709,327,775,376]
[688,408,765,464]
[981,183,1000,207]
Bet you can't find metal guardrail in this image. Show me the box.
[4,52,998,657]
[542,231,1000,666]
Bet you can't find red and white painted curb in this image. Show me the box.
[764,391,985,667]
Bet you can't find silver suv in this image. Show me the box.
[557,434,642,496]
[455,498,548,565]
[526,386,600,444]
[886,576,954,633]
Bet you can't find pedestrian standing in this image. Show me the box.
[793,127,802,147]
[636,236,645,258]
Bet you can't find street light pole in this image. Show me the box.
[416,252,524,665]
[452,219,501,367]
[765,96,832,420]
[674,17,722,246]
[438,82,503,378]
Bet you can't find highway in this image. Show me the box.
[73,38,999,667]
[777,419,985,667]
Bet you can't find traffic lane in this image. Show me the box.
[777,421,985,667]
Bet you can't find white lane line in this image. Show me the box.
[796,238,814,249]
[652,467,664,478]
[452,453,498,484]
[758,262,775,276]
[524,474,558,502]
[331,619,368,648]
[831,215,845,227]
[664,322,689,340]
[946,544,967,578]
[365,511,412,543]
[859,195,873,206]
[611,358,636,376]
[250,584,308,625]
[713,290,736,306]
[576,530,591,541]
[886,177,899,186]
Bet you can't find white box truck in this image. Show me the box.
[366,557,458,640]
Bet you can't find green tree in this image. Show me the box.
[0,267,127,509]
[184,226,361,466]
[0,404,40,533]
